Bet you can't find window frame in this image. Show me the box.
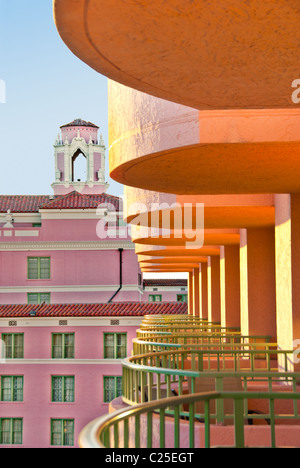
[1,333,24,359]
[0,418,23,445]
[177,294,188,303]
[51,375,75,403]
[51,333,75,359]
[27,292,51,305]
[148,294,162,302]
[50,419,74,446]
[27,256,51,280]
[103,376,122,403]
[0,376,23,402]
[103,333,127,359]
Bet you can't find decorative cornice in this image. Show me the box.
[0,240,135,251]
[0,284,143,293]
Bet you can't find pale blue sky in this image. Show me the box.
[0,1,187,279]
[0,0,123,197]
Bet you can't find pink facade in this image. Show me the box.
[0,319,140,448]
[0,120,187,448]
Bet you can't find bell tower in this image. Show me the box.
[51,119,109,195]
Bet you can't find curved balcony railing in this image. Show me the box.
[79,314,299,448]
[79,390,300,449]
[136,325,240,338]
[132,334,274,355]
[122,348,295,406]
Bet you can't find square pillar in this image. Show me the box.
[193,267,200,317]
[200,263,208,320]
[220,245,240,329]
[188,271,194,316]
[239,227,276,340]
[207,256,221,323]
[275,194,300,370]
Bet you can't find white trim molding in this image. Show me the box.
[0,284,144,294]
[0,240,135,251]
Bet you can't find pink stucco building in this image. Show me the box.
[0,119,187,448]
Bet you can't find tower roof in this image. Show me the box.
[60,118,99,129]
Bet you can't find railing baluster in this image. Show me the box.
[269,398,276,448]
[189,402,195,448]
[147,412,153,448]
[160,408,165,448]
[114,422,119,448]
[234,397,245,448]
[174,405,180,448]
[124,419,129,448]
[135,415,140,448]
[204,399,210,448]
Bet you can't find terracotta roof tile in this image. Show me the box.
[0,302,187,318]
[0,192,121,213]
[0,195,50,213]
[143,279,188,287]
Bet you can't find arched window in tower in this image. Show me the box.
[72,149,87,182]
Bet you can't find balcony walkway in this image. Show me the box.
[79,315,300,448]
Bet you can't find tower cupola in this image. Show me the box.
[52,119,109,195]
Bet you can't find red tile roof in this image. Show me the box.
[0,302,187,318]
[143,279,187,287]
[0,192,121,213]
[0,195,50,213]
[39,191,121,211]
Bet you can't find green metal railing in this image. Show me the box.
[79,390,300,449]
[132,334,274,355]
[122,348,296,406]
[79,314,299,448]
[137,324,240,337]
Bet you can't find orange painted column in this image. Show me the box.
[275,194,300,370]
[239,227,276,341]
[193,267,200,317]
[188,271,194,316]
[200,262,208,320]
[220,245,240,329]
[207,256,221,323]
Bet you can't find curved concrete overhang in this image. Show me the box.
[139,256,209,265]
[141,266,195,273]
[135,245,220,258]
[114,140,300,195]
[54,0,300,110]
[107,81,300,194]
[125,187,275,228]
[131,226,240,247]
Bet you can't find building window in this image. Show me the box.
[103,376,122,403]
[28,293,51,305]
[52,333,74,359]
[149,294,162,302]
[50,419,74,446]
[177,294,188,303]
[51,376,75,402]
[0,419,23,445]
[104,333,127,359]
[1,376,23,402]
[27,257,50,280]
[2,334,24,359]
